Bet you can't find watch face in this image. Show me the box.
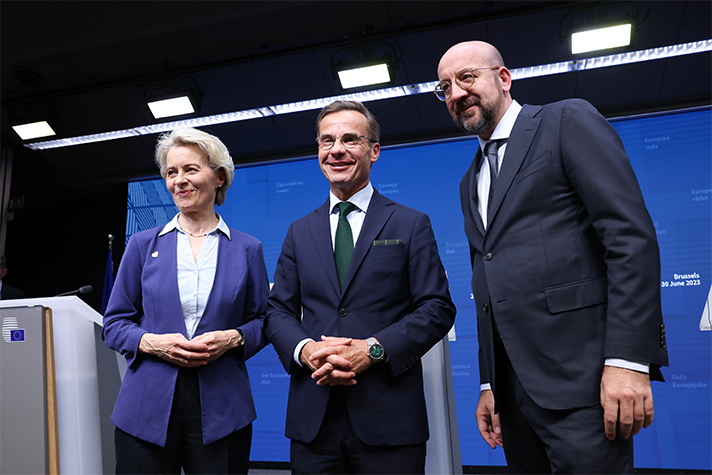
[369,343,384,360]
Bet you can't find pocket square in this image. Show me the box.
[372,239,403,246]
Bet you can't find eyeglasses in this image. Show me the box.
[316,133,376,150]
[433,67,500,101]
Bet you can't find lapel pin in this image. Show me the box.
[152,251,159,258]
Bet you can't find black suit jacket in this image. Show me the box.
[1,283,25,300]
[460,99,669,410]
[266,190,456,445]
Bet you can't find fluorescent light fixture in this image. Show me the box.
[572,23,632,54]
[147,96,196,119]
[337,63,392,89]
[12,121,56,140]
[24,39,712,151]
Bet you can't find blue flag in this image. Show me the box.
[10,329,25,342]
[101,242,114,314]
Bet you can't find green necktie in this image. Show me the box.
[334,201,357,290]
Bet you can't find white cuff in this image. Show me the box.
[293,338,314,366]
[605,358,649,374]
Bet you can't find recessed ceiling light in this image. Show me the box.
[147,96,196,119]
[12,121,56,140]
[571,23,632,55]
[337,63,392,89]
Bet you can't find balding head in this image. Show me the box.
[438,41,505,74]
[436,40,512,139]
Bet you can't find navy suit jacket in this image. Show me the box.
[0,283,25,300]
[266,189,456,445]
[460,99,669,410]
[102,225,269,446]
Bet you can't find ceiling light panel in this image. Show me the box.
[337,63,392,89]
[12,121,56,140]
[571,23,633,54]
[147,96,196,119]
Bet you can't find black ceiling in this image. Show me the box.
[2,1,710,192]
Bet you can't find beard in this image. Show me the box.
[452,98,498,136]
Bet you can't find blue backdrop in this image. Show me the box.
[125,107,712,470]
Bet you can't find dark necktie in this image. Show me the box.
[484,140,501,215]
[334,201,357,290]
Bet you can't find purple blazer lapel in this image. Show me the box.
[199,232,233,327]
[149,231,186,335]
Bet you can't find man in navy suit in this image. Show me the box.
[436,41,668,473]
[266,100,456,474]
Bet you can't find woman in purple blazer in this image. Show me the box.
[102,128,269,474]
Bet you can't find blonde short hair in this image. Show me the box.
[155,128,234,206]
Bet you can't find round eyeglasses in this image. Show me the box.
[316,133,376,150]
[433,67,500,101]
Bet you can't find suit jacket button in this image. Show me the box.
[339,308,348,317]
[484,252,493,261]
[482,303,489,313]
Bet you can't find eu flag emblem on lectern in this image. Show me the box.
[10,329,25,342]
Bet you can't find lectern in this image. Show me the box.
[423,333,463,475]
[0,296,121,475]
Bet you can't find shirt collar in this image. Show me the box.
[159,213,231,239]
[478,99,522,152]
[329,182,373,214]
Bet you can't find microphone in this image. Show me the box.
[55,285,93,297]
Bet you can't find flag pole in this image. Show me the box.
[101,234,115,314]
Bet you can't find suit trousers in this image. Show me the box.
[494,341,633,474]
[290,386,427,474]
[115,367,253,475]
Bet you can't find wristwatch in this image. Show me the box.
[236,329,245,348]
[366,337,385,363]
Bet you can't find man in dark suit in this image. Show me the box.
[436,41,668,473]
[266,100,456,474]
[0,255,25,300]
